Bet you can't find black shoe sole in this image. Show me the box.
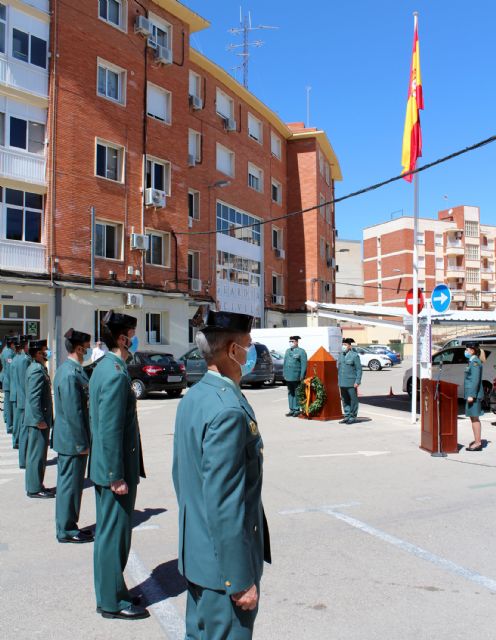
[58,537,94,544]
[27,493,55,499]
[97,597,142,614]
[100,610,150,620]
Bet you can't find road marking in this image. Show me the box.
[361,410,411,422]
[0,468,23,475]
[126,549,185,639]
[133,524,160,532]
[279,502,361,515]
[282,505,496,594]
[299,451,391,459]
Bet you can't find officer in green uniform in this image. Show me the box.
[9,337,22,449]
[283,336,308,417]
[338,338,362,424]
[13,335,33,469]
[89,311,148,620]
[173,310,271,640]
[25,339,55,498]
[0,335,17,434]
[463,341,485,451]
[53,329,94,544]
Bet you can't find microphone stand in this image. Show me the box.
[431,360,447,458]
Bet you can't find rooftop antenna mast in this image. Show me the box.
[227,7,278,89]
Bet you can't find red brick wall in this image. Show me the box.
[363,237,377,260]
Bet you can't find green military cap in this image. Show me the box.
[343,338,355,345]
[29,339,47,351]
[102,310,137,330]
[202,310,253,334]
[64,328,91,344]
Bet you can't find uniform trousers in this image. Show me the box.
[25,425,50,493]
[340,386,359,419]
[12,404,21,447]
[94,484,137,612]
[3,390,12,433]
[186,581,258,640]
[56,453,88,539]
[286,381,300,413]
[17,408,27,468]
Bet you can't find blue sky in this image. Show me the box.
[186,0,496,240]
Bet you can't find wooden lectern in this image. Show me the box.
[299,347,343,421]
[420,379,458,454]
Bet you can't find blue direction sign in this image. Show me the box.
[431,284,452,313]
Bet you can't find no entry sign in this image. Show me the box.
[405,288,424,315]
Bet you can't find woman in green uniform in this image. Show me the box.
[464,341,485,451]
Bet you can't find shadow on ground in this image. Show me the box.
[132,558,187,604]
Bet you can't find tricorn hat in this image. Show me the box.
[64,328,91,344]
[289,336,301,341]
[102,310,137,330]
[465,341,480,349]
[201,311,253,334]
[29,339,47,351]
[343,338,355,344]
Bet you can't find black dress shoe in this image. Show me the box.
[58,531,94,544]
[101,604,150,620]
[466,444,483,451]
[97,596,142,613]
[285,412,294,417]
[347,418,357,424]
[27,490,55,499]
[79,528,94,538]
[338,418,350,424]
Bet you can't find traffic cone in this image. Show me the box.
[389,386,395,397]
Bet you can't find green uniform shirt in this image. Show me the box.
[9,352,19,402]
[53,358,90,455]
[338,349,362,387]
[464,356,484,400]
[0,347,14,391]
[13,352,32,409]
[24,361,53,427]
[283,346,307,382]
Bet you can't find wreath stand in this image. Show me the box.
[297,347,343,421]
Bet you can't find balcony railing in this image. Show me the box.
[0,239,46,273]
[0,56,49,98]
[0,147,47,185]
[446,240,463,248]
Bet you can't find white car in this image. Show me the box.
[352,347,392,371]
[402,345,496,401]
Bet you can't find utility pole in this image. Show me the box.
[306,85,312,127]
[227,8,278,89]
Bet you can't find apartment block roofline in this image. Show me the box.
[155,0,210,33]
[287,123,342,181]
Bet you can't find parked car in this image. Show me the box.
[366,345,402,365]
[268,350,285,385]
[402,345,495,405]
[353,347,393,371]
[127,351,186,399]
[179,342,274,387]
[441,333,496,350]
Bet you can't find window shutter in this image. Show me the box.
[147,84,166,121]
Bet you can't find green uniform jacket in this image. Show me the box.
[173,371,271,595]
[89,352,145,487]
[53,359,90,455]
[24,361,53,427]
[0,347,14,391]
[9,353,18,402]
[13,353,32,410]
[338,349,363,387]
[283,346,307,382]
[464,356,484,400]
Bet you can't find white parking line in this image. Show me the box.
[0,468,23,474]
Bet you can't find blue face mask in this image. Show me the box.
[129,336,139,354]
[44,349,52,361]
[464,350,471,359]
[231,343,257,377]
[83,348,93,363]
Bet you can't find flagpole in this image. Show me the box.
[411,170,419,423]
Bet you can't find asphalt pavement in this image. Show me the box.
[2,362,496,639]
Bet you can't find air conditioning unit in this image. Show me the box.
[189,95,203,110]
[188,217,193,228]
[145,188,166,208]
[130,233,150,251]
[135,16,152,36]
[126,293,144,308]
[224,117,237,132]
[272,295,285,305]
[188,154,196,167]
[155,45,172,65]
[146,37,158,50]
[189,278,202,292]
[274,247,285,259]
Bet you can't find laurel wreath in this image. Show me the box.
[296,376,327,417]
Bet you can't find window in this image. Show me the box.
[466,292,481,307]
[272,227,283,250]
[216,204,261,246]
[99,0,126,29]
[435,233,443,246]
[271,132,281,159]
[217,250,261,286]
[188,189,200,220]
[248,163,263,192]
[188,129,201,162]
[150,17,171,49]
[188,251,200,283]
[416,232,424,245]
[146,312,162,344]
[272,274,283,297]
[95,220,122,259]
[0,112,4,146]
[320,237,325,258]
[326,242,331,261]
[325,162,330,186]
[12,29,47,69]
[248,113,263,143]
[0,3,6,54]
[271,179,282,205]
[189,71,201,98]
[319,193,326,217]
[9,117,45,155]
[326,203,331,224]
[216,144,234,177]
[96,140,124,182]
[97,60,126,104]
[465,221,479,238]
[1,304,41,339]
[466,268,479,284]
[147,83,171,123]
[145,230,170,267]
[436,257,444,269]
[466,244,479,260]
[418,256,425,267]
[3,189,43,243]
[318,150,324,176]
[146,158,170,195]
[216,89,233,119]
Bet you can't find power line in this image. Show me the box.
[176,134,496,237]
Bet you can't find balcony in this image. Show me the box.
[0,56,49,99]
[481,267,493,280]
[481,290,496,301]
[481,244,495,256]
[445,240,464,256]
[449,288,465,301]
[446,265,464,279]
[0,148,47,186]
[0,239,47,273]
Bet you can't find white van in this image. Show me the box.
[250,326,342,360]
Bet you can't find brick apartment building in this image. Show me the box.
[363,206,496,310]
[0,0,341,363]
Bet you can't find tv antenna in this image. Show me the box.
[227,8,278,89]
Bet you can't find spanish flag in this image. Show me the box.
[401,14,424,182]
